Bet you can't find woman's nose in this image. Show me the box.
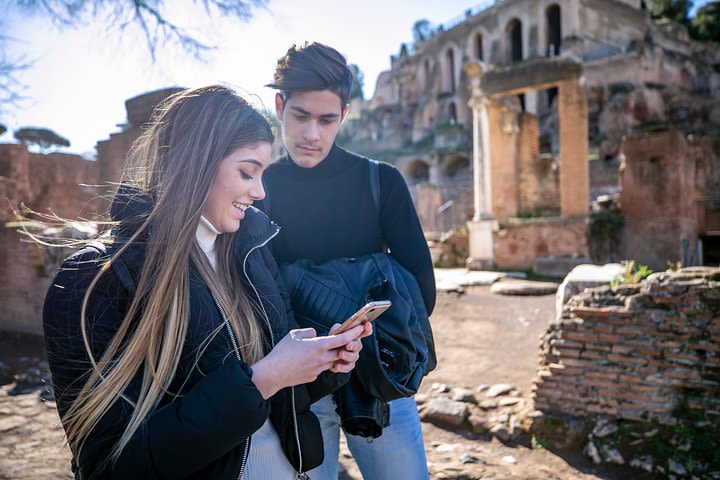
[250,179,265,200]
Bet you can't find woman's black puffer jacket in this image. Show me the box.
[43,187,347,479]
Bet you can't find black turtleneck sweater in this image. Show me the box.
[258,144,436,315]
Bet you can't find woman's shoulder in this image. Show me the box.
[51,241,141,292]
[49,245,113,294]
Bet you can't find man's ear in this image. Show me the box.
[274,93,284,120]
[340,104,350,125]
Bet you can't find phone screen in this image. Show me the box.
[333,300,391,334]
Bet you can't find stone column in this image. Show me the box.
[557,77,589,217]
[428,162,442,185]
[463,61,497,270]
[464,61,493,221]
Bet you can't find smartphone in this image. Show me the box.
[333,300,391,335]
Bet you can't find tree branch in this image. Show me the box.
[12,0,269,62]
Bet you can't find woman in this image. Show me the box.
[42,85,370,479]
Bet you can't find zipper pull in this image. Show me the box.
[297,473,311,480]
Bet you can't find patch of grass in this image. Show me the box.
[531,434,547,449]
[610,260,653,286]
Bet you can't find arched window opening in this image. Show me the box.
[408,160,430,183]
[507,19,523,63]
[474,33,484,61]
[547,87,558,107]
[443,155,471,178]
[546,4,562,56]
[424,59,432,90]
[446,49,456,93]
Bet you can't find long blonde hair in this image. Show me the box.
[61,85,274,465]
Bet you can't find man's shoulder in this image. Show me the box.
[335,146,399,174]
[266,156,292,172]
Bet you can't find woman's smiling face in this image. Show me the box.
[202,141,271,233]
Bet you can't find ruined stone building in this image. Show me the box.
[0,88,181,334]
[340,0,720,271]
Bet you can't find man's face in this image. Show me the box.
[275,90,349,168]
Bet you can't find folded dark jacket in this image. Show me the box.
[280,253,436,402]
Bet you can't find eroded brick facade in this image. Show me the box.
[534,267,720,424]
[0,88,179,334]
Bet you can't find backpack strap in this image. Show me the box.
[85,240,137,297]
[368,159,380,213]
[368,160,389,253]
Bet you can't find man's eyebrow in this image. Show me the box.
[289,106,340,119]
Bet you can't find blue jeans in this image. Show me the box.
[307,394,429,480]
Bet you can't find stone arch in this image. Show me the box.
[404,158,431,183]
[442,154,471,180]
[506,18,523,63]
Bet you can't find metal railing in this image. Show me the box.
[441,1,499,32]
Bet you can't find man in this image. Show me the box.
[260,42,435,480]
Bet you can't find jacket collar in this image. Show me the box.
[232,206,280,259]
[109,184,279,253]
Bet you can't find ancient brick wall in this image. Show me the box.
[619,130,700,270]
[493,217,589,270]
[27,152,103,219]
[533,267,720,425]
[488,102,520,220]
[518,113,560,216]
[0,144,32,222]
[1,88,180,335]
[0,145,104,334]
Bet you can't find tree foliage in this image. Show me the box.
[0,123,6,137]
[14,127,71,151]
[643,0,720,43]
[691,1,720,42]
[0,35,32,110]
[412,19,433,46]
[1,1,267,112]
[349,64,364,101]
[644,0,693,24]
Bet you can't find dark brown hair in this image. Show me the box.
[267,42,354,106]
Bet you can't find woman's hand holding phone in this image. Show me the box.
[325,300,389,373]
[328,321,373,373]
[251,322,371,398]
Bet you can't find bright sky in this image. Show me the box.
[2,0,712,156]
[2,0,492,156]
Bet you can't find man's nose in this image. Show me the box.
[303,121,320,141]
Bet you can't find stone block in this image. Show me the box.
[533,256,594,278]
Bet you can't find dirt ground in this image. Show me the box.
[338,285,643,480]
[0,282,645,479]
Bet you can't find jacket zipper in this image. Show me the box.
[210,290,251,480]
[213,225,279,479]
[241,229,308,477]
